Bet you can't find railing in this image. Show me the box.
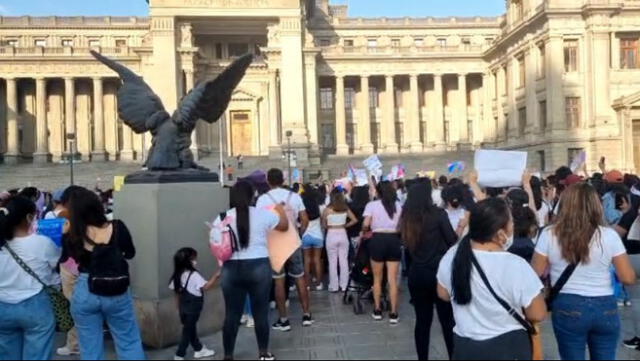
[0,16,150,27]
[323,44,485,56]
[333,16,502,27]
[0,46,137,57]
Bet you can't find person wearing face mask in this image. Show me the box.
[532,183,637,360]
[169,248,220,360]
[437,198,547,360]
[0,196,61,360]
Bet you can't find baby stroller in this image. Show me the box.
[343,237,389,315]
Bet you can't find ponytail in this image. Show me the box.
[230,181,254,249]
[0,196,37,248]
[451,235,473,305]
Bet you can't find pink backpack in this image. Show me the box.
[209,212,239,266]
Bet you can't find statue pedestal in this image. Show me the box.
[114,173,228,348]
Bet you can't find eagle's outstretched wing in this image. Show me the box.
[91,50,170,133]
[173,54,253,130]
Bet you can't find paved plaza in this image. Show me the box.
[54,277,640,360]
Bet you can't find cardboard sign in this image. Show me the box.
[114,176,126,192]
[37,219,66,247]
[475,150,528,188]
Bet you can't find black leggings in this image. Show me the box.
[408,266,455,360]
[222,258,272,357]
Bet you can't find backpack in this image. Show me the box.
[209,211,239,266]
[86,221,130,297]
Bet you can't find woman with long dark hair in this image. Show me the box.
[532,183,636,360]
[301,185,325,291]
[0,196,60,360]
[437,198,547,360]
[211,181,288,361]
[322,190,357,292]
[65,187,145,360]
[506,188,539,263]
[399,182,457,360]
[362,181,403,324]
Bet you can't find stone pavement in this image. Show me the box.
[54,276,640,360]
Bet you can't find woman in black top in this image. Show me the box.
[64,187,145,360]
[399,181,457,360]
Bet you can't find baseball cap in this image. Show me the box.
[605,170,624,184]
[563,174,584,186]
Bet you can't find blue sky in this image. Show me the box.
[0,0,505,17]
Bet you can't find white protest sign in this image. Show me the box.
[363,155,382,171]
[475,149,528,188]
[354,169,369,186]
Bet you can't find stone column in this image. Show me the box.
[497,66,507,141]
[92,77,107,161]
[34,77,50,163]
[457,73,468,144]
[592,32,613,127]
[507,60,518,139]
[546,36,565,131]
[185,70,199,161]
[408,74,423,152]
[335,75,348,155]
[432,74,445,150]
[383,75,398,153]
[269,70,280,148]
[5,78,19,164]
[358,75,374,154]
[525,47,538,136]
[482,72,493,143]
[120,126,135,161]
[304,52,319,146]
[64,77,76,158]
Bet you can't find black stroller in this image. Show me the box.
[342,237,389,315]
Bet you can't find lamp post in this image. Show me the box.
[219,116,226,187]
[66,133,76,185]
[286,130,293,186]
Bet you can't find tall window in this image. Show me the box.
[369,87,379,108]
[414,38,424,47]
[513,0,524,22]
[539,100,547,131]
[344,39,354,47]
[518,107,527,136]
[345,88,356,109]
[320,88,333,110]
[462,38,471,50]
[115,39,127,47]
[518,56,526,88]
[621,38,639,69]
[437,38,447,48]
[215,43,223,59]
[62,39,73,47]
[564,40,579,73]
[565,97,581,128]
[538,43,546,78]
[391,39,401,48]
[228,43,249,57]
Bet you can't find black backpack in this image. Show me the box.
[86,221,131,297]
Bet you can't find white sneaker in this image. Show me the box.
[246,316,255,328]
[194,346,216,359]
[269,301,276,310]
[174,356,184,361]
[286,300,290,308]
[240,314,249,324]
[56,347,80,356]
[315,283,324,291]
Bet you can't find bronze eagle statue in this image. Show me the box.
[91,50,253,171]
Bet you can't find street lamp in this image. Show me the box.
[66,133,76,185]
[286,130,293,186]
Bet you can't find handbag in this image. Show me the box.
[4,244,74,333]
[471,255,543,360]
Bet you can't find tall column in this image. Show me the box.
[5,78,19,164]
[432,74,445,150]
[497,66,507,141]
[358,75,374,154]
[507,60,518,139]
[482,72,494,143]
[408,74,423,152]
[34,77,50,163]
[335,75,348,155]
[591,32,613,127]
[121,126,135,161]
[304,52,319,147]
[92,77,107,161]
[185,70,199,161]
[64,77,76,158]
[383,75,398,153]
[269,70,280,148]
[546,35,565,131]
[525,47,538,136]
[457,73,468,144]
[279,17,308,144]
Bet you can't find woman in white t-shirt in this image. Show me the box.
[532,183,636,361]
[301,186,325,291]
[210,181,288,361]
[0,196,61,360]
[437,198,547,360]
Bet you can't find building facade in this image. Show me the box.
[1,0,640,173]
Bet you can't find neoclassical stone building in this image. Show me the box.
[1,0,640,173]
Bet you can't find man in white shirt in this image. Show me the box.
[256,169,313,331]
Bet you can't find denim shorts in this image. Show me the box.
[302,234,324,249]
[273,247,305,279]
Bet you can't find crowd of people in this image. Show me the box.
[1,157,639,360]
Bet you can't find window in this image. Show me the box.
[345,88,356,109]
[62,39,73,47]
[538,44,546,78]
[369,87,379,108]
[88,39,100,48]
[6,39,18,47]
[564,40,579,73]
[414,38,424,47]
[518,56,526,88]
[394,89,403,108]
[215,43,223,59]
[568,148,584,167]
[34,39,46,47]
[538,150,546,172]
[513,0,523,22]
[518,107,527,136]
[320,88,333,110]
[621,38,639,69]
[344,39,354,47]
[539,100,547,130]
[320,39,331,47]
[437,38,447,48]
[462,38,471,50]
[391,39,401,48]
[485,37,494,46]
[115,39,127,47]
[228,43,249,57]
[565,97,581,128]
[367,39,378,48]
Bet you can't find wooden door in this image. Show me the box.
[231,111,252,156]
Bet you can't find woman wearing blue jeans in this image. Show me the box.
[0,196,60,360]
[65,188,145,360]
[532,183,637,360]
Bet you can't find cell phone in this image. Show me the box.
[601,156,606,164]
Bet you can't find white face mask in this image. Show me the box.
[502,233,514,251]
[192,260,198,268]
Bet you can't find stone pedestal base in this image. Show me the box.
[91,152,108,162]
[358,143,374,155]
[114,178,228,348]
[3,154,19,165]
[33,153,51,164]
[335,144,349,156]
[120,150,135,161]
[383,143,399,153]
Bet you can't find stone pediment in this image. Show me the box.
[232,88,262,102]
[613,90,640,110]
